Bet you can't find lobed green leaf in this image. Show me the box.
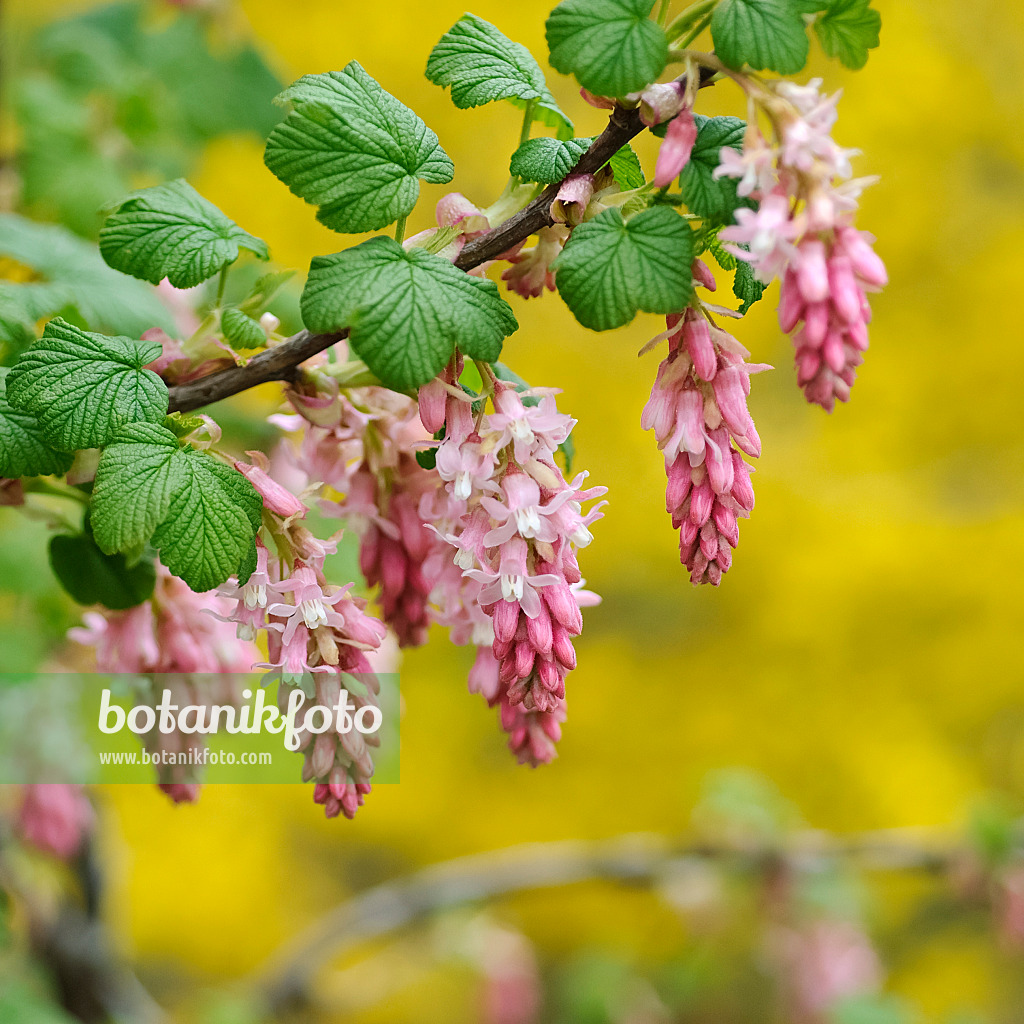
[99,179,269,289]
[510,136,593,183]
[426,14,572,136]
[0,368,74,479]
[221,307,267,348]
[552,207,694,331]
[813,0,881,69]
[546,0,668,99]
[302,237,518,392]
[678,115,754,225]
[264,61,454,233]
[5,318,167,451]
[711,0,810,74]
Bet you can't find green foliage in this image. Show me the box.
[833,995,917,1024]
[0,214,174,341]
[221,308,267,349]
[678,115,752,225]
[0,978,79,1024]
[90,422,188,554]
[264,62,455,233]
[711,0,810,74]
[426,13,572,137]
[91,422,261,592]
[5,319,167,451]
[99,180,268,288]
[509,137,593,183]
[16,1,283,236]
[711,0,881,73]
[812,0,882,69]
[152,452,261,592]
[545,0,668,99]
[302,237,518,391]
[733,258,766,315]
[607,144,646,190]
[552,207,694,331]
[49,531,156,609]
[0,369,74,479]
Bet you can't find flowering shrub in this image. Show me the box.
[0,0,885,819]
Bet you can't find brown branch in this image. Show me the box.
[256,827,959,1014]
[166,67,718,416]
[167,330,346,413]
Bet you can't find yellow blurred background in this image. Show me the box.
[4,0,1024,1019]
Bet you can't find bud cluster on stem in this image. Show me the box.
[643,259,769,585]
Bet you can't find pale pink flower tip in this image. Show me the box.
[550,174,595,226]
[17,784,93,860]
[234,451,307,519]
[654,108,698,188]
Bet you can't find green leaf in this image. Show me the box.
[302,237,518,391]
[813,0,881,69]
[711,0,810,73]
[678,115,753,225]
[152,451,261,592]
[426,14,572,136]
[264,61,454,233]
[707,237,737,270]
[0,214,174,337]
[733,258,766,314]
[221,307,266,348]
[6,318,167,451]
[509,136,593,183]
[49,532,156,610]
[606,144,645,190]
[546,0,668,98]
[0,369,74,479]
[552,207,694,331]
[99,180,268,289]
[90,422,188,554]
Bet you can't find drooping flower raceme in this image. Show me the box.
[214,498,388,819]
[715,79,888,411]
[276,375,443,648]
[70,564,260,803]
[643,260,769,585]
[420,369,605,764]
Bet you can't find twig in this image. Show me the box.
[166,67,718,416]
[256,827,960,1013]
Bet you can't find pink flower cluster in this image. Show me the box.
[715,79,888,410]
[276,376,440,648]
[16,783,93,860]
[70,565,260,803]
[643,262,768,585]
[71,565,259,678]
[215,525,387,819]
[420,365,605,764]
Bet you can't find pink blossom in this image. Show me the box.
[635,82,685,127]
[654,108,698,188]
[550,174,595,226]
[234,450,306,519]
[770,920,883,1024]
[17,784,92,859]
[643,312,768,585]
[487,385,575,464]
[501,225,568,299]
[436,192,490,235]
